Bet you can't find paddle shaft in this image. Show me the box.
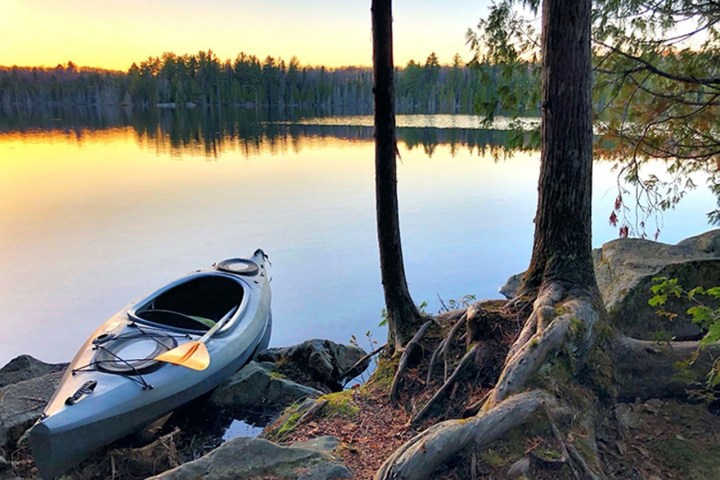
[198,305,239,344]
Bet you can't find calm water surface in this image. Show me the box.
[0,113,714,365]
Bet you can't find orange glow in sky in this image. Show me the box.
[0,0,491,71]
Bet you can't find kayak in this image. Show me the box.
[29,249,272,479]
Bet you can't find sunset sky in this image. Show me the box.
[0,0,494,71]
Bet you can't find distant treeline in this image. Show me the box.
[0,50,539,114]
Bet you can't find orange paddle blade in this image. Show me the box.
[155,341,210,371]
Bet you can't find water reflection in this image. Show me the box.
[0,108,714,371]
[0,106,531,159]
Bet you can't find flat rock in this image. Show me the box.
[146,436,352,480]
[0,371,62,448]
[0,355,67,389]
[210,361,323,415]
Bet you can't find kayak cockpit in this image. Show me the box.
[128,274,245,333]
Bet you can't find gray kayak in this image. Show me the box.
[29,249,272,479]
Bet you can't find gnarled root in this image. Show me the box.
[375,390,556,480]
[378,282,606,479]
[426,306,474,384]
[411,342,486,426]
[389,319,435,406]
[613,336,720,400]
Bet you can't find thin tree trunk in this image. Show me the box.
[372,0,421,350]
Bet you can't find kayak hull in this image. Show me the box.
[29,250,271,479]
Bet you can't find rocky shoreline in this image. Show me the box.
[0,340,368,479]
[4,229,720,479]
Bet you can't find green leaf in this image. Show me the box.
[648,295,667,307]
[687,286,705,300]
[705,287,720,299]
[700,319,720,345]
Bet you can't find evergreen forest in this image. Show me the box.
[0,50,538,115]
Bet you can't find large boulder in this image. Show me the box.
[592,230,720,338]
[257,339,369,392]
[210,361,323,415]
[146,435,351,480]
[0,355,66,389]
[0,372,63,448]
[500,230,720,339]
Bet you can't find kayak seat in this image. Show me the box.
[132,275,244,332]
[189,315,215,328]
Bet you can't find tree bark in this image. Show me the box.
[522,0,596,294]
[372,0,422,350]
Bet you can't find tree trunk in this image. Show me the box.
[372,0,422,351]
[522,0,596,294]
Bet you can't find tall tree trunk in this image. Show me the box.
[522,0,596,294]
[371,0,422,351]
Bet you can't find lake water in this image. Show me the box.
[0,110,715,366]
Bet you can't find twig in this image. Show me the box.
[389,320,434,406]
[437,293,449,312]
[341,343,388,386]
[427,311,467,385]
[18,396,47,403]
[297,399,329,425]
[276,399,329,440]
[411,342,483,426]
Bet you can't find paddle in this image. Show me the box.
[155,305,239,371]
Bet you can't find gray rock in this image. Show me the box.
[507,456,530,478]
[0,355,67,388]
[0,455,19,480]
[257,339,369,390]
[500,230,720,339]
[499,272,523,300]
[0,371,63,448]
[210,361,323,414]
[147,436,352,480]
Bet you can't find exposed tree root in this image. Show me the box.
[613,336,720,400]
[377,279,611,479]
[411,342,485,426]
[506,282,564,359]
[389,319,435,406]
[375,390,556,480]
[426,307,471,385]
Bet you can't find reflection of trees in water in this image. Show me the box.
[0,105,532,157]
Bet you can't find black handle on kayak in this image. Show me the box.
[65,380,98,405]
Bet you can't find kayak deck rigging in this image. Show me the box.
[70,325,193,389]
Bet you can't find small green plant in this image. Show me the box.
[379,300,429,327]
[379,308,389,327]
[650,276,720,386]
[349,330,380,375]
[436,293,477,313]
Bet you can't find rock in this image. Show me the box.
[499,272,523,300]
[0,355,67,389]
[0,455,19,480]
[257,339,369,391]
[501,230,720,339]
[507,456,530,478]
[0,371,63,448]
[146,436,352,480]
[210,361,323,415]
[69,430,184,480]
